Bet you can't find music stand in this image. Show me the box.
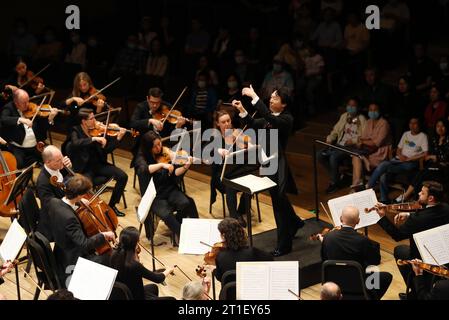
[4,163,35,300]
[221,146,273,246]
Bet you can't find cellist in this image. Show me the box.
[48,174,115,285]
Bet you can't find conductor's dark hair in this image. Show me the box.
[274,87,290,106]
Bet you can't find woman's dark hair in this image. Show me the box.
[218,218,248,251]
[47,289,77,300]
[110,227,140,275]
[434,118,449,138]
[139,131,161,162]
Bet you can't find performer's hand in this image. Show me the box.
[102,231,116,242]
[62,156,72,168]
[176,117,187,128]
[374,203,386,218]
[96,99,105,109]
[117,127,126,140]
[93,137,107,148]
[0,137,7,145]
[149,119,163,131]
[242,84,257,99]
[163,266,176,277]
[0,261,14,277]
[48,107,58,122]
[394,212,410,225]
[162,163,175,175]
[218,148,230,158]
[72,97,85,105]
[5,85,18,92]
[232,100,246,114]
[410,259,424,276]
[19,117,33,128]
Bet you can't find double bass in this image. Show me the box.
[0,151,20,217]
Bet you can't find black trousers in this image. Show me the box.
[9,145,42,169]
[144,188,199,238]
[269,186,304,251]
[366,271,393,300]
[84,163,128,207]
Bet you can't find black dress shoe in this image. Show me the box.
[112,206,126,217]
[271,248,291,257]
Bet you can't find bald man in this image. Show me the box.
[0,89,57,168]
[320,206,392,300]
[36,145,72,240]
[320,282,342,300]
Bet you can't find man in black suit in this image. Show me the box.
[320,206,392,299]
[233,85,304,257]
[63,108,128,217]
[36,145,72,240]
[129,87,186,166]
[410,259,449,300]
[49,174,115,286]
[374,181,449,297]
[1,89,58,168]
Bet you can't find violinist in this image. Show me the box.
[36,145,73,240]
[373,181,449,299]
[3,59,46,97]
[130,87,186,166]
[212,218,272,283]
[109,226,176,300]
[211,110,251,227]
[64,72,106,116]
[48,174,115,285]
[234,86,304,257]
[135,131,198,241]
[410,259,449,300]
[63,108,128,217]
[1,89,57,168]
[320,206,392,300]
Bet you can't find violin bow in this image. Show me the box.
[20,267,49,298]
[19,64,50,89]
[320,202,335,227]
[81,77,121,106]
[30,96,48,124]
[94,107,122,119]
[160,86,188,126]
[102,108,112,140]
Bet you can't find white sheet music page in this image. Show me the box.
[237,261,299,300]
[67,257,118,300]
[230,175,277,194]
[413,223,449,265]
[327,189,379,229]
[178,219,222,255]
[137,178,157,224]
[0,219,27,263]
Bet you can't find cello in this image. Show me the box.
[0,151,21,217]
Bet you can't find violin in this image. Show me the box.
[22,102,70,119]
[88,121,139,138]
[19,70,45,93]
[225,129,252,150]
[153,105,193,125]
[397,260,449,279]
[365,202,423,214]
[309,226,342,241]
[196,241,226,278]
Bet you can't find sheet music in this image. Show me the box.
[0,219,27,263]
[178,219,222,255]
[413,223,449,265]
[67,257,118,300]
[137,178,156,224]
[237,261,299,300]
[327,189,379,229]
[230,175,277,194]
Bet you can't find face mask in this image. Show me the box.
[235,56,244,64]
[346,106,357,115]
[273,63,283,73]
[441,63,448,71]
[198,80,207,89]
[368,111,380,120]
[227,81,238,89]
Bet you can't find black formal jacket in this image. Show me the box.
[63,126,120,173]
[377,203,449,259]
[48,198,106,282]
[35,167,68,240]
[321,227,381,269]
[129,100,175,167]
[215,247,273,282]
[241,99,298,195]
[414,277,449,300]
[1,101,50,145]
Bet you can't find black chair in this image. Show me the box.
[209,186,226,219]
[219,281,236,300]
[322,260,370,300]
[93,175,127,209]
[34,232,62,289]
[221,270,236,286]
[27,233,62,299]
[109,281,134,300]
[18,188,40,235]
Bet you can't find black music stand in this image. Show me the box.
[220,146,273,246]
[4,163,34,300]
